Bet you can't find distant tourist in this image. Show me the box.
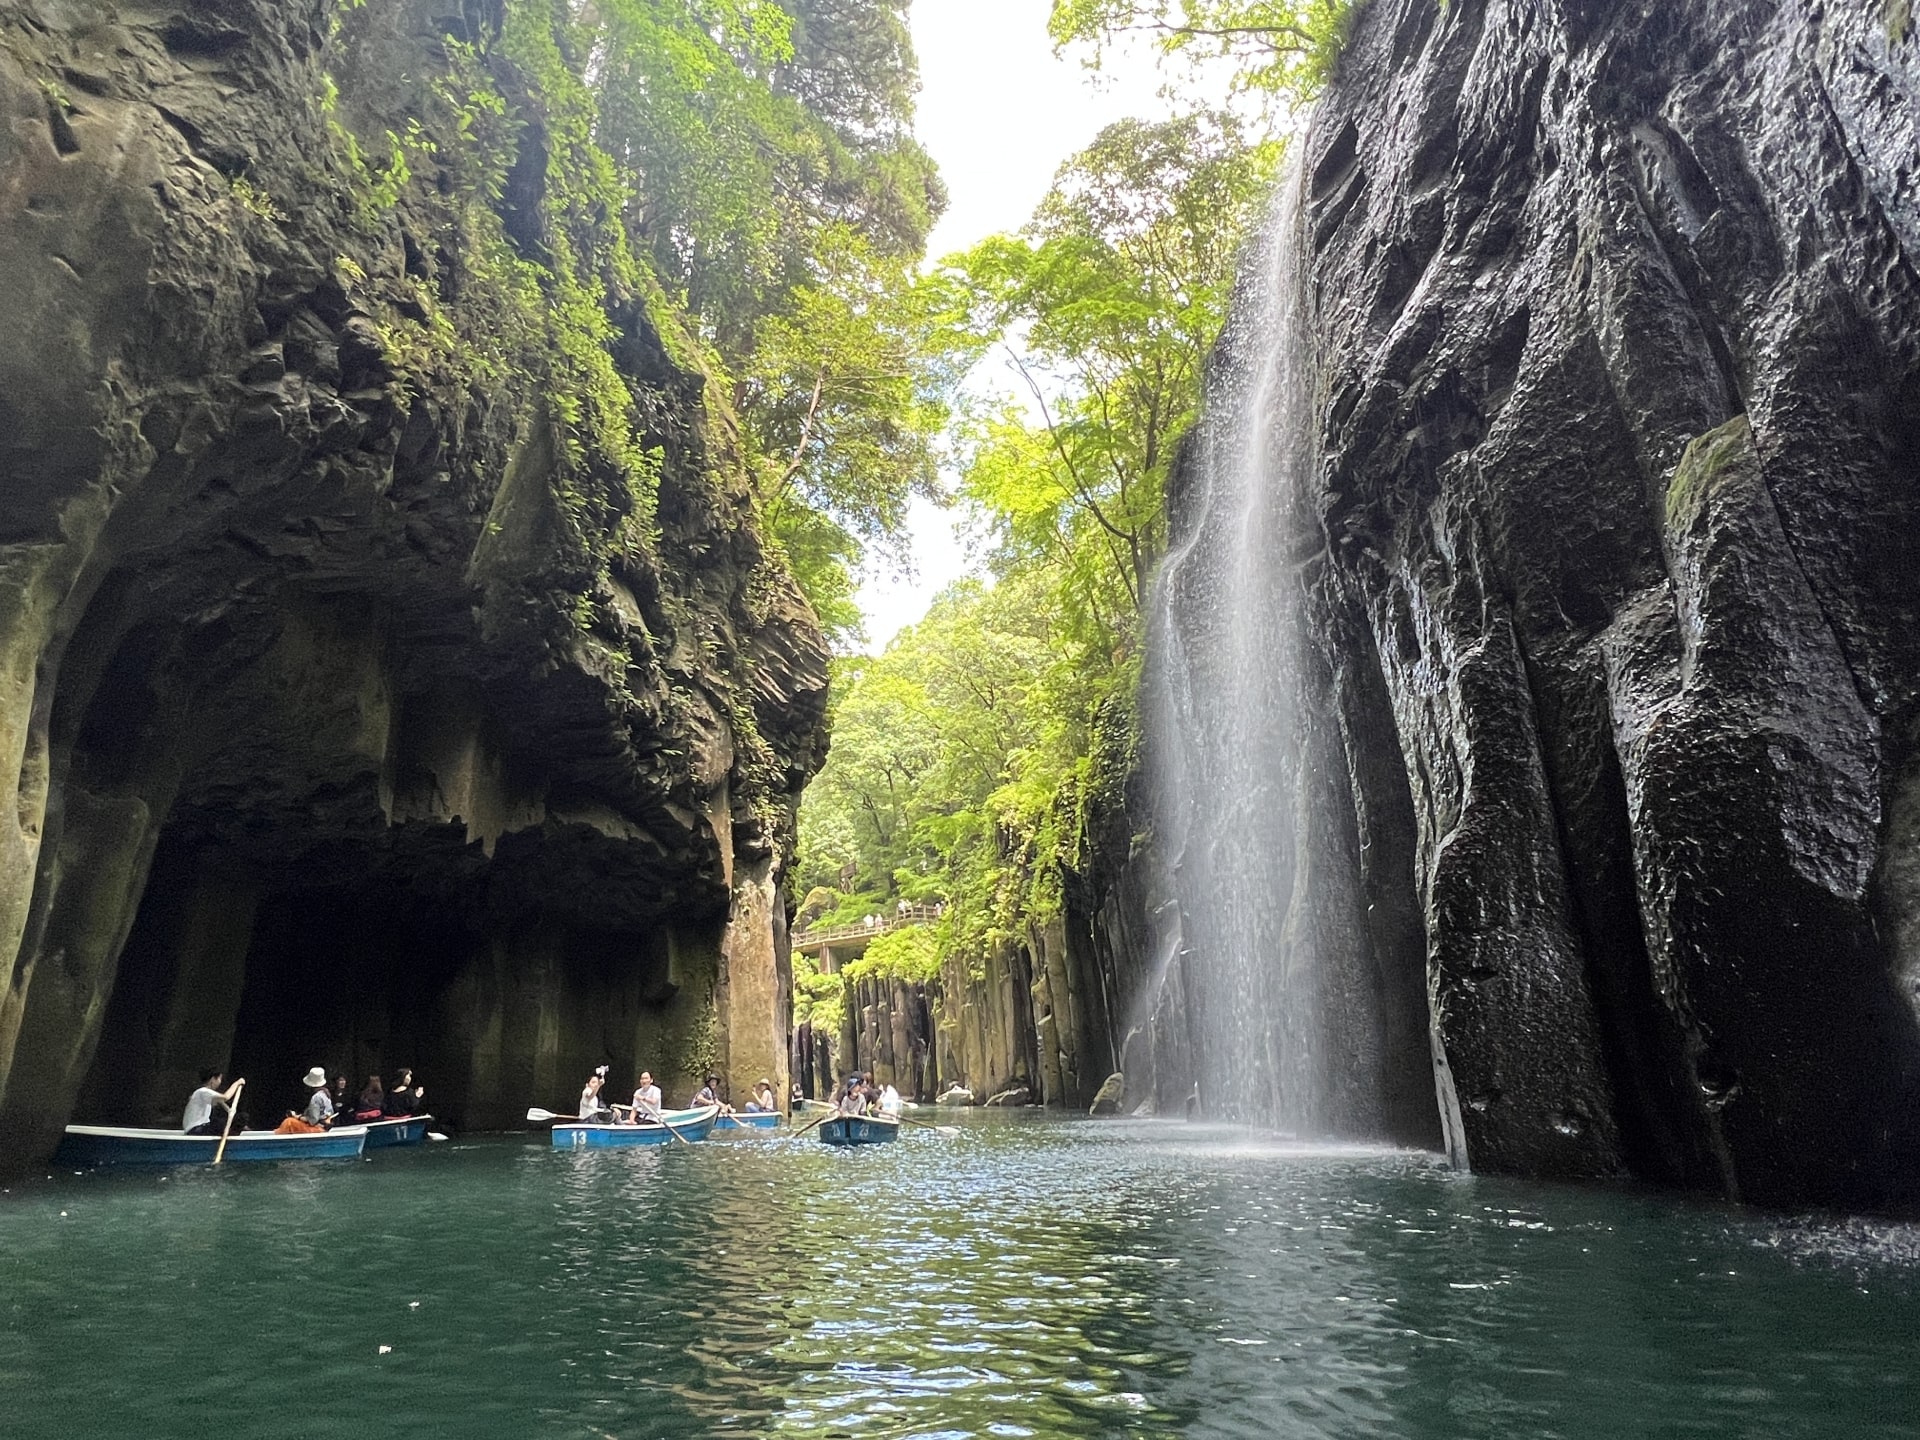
[838,1073,869,1117]
[351,1075,385,1122]
[745,1078,776,1113]
[878,1082,902,1117]
[692,1074,722,1109]
[630,1070,662,1121]
[384,1068,424,1116]
[182,1068,244,1135]
[273,1067,334,1133]
[579,1067,613,1124]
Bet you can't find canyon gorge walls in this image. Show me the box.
[1086,0,1920,1211]
[0,0,827,1169]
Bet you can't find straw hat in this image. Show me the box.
[302,1067,327,1089]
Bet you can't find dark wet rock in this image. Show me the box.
[0,1,826,1170]
[1274,0,1920,1209]
[936,1084,974,1106]
[985,1084,1032,1108]
[1072,0,1920,1211]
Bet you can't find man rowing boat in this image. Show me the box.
[182,1069,244,1135]
[629,1071,662,1122]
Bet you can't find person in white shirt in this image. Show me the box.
[182,1069,244,1134]
[629,1071,663,1122]
[878,1083,902,1117]
[579,1067,613,1124]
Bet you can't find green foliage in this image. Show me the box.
[945,110,1276,645]
[845,924,941,985]
[793,949,846,1033]
[796,110,1274,988]
[1049,0,1360,98]
[574,0,956,637]
[227,175,285,222]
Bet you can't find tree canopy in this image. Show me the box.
[577,0,958,644]
[796,111,1278,983]
[1048,0,1359,98]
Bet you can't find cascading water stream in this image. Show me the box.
[1137,155,1355,1136]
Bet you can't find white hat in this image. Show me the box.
[302,1067,327,1089]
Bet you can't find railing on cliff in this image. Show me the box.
[791,903,944,952]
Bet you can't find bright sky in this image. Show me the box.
[849,1,1183,654]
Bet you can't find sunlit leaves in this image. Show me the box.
[573,0,952,635]
[1047,0,1359,98]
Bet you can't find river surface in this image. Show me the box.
[2,1111,1916,1438]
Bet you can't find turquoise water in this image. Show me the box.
[1,1111,1916,1438]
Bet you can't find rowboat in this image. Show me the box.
[550,1104,719,1148]
[361,1114,433,1148]
[817,1114,901,1146]
[55,1124,369,1165]
[715,1110,782,1130]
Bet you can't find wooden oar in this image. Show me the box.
[606,1103,697,1145]
[525,1108,577,1124]
[212,1079,246,1165]
[791,1108,837,1138]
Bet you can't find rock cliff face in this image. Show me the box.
[0,0,827,1169]
[1078,0,1920,1210]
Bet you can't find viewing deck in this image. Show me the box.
[791,904,943,965]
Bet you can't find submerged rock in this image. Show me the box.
[985,1085,1033,1108]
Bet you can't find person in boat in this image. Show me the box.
[351,1075,385,1123]
[878,1082,902,1118]
[273,1067,335,1134]
[579,1067,614,1124]
[744,1078,775,1113]
[627,1070,663,1123]
[182,1068,245,1135]
[384,1068,424,1116]
[838,1073,869,1117]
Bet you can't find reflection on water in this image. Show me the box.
[2,1113,1917,1438]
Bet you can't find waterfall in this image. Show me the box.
[1136,157,1348,1135]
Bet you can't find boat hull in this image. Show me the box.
[551,1105,719,1148]
[817,1115,901,1146]
[56,1125,369,1165]
[362,1115,432,1148]
[716,1110,782,1130]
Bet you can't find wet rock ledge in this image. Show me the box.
[0,0,827,1169]
[1297,0,1920,1208]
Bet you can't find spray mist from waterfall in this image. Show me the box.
[1135,155,1341,1134]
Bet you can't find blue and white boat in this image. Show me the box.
[55,1124,370,1166]
[817,1114,901,1146]
[550,1104,719,1149]
[361,1114,433,1148]
[715,1110,782,1131]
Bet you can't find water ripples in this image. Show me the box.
[2,1114,1918,1437]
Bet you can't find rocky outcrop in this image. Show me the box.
[1248,0,1920,1209]
[0,0,827,1168]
